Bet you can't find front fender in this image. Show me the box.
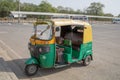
[25,57,39,65]
[83,50,93,59]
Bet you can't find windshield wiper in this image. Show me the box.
[40,25,50,35]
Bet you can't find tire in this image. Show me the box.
[83,55,91,66]
[25,64,38,76]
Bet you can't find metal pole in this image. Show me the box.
[18,0,20,23]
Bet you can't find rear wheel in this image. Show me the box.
[83,55,91,66]
[25,64,38,76]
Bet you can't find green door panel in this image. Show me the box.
[72,49,80,59]
[79,42,93,60]
[63,53,72,63]
[38,44,56,68]
[57,45,73,63]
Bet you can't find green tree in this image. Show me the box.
[57,6,81,14]
[21,3,38,11]
[64,7,74,14]
[86,2,104,15]
[104,13,113,17]
[74,9,82,14]
[38,0,57,12]
[0,0,18,17]
[57,6,66,13]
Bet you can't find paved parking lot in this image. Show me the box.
[0,23,120,80]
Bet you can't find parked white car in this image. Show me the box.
[112,18,120,24]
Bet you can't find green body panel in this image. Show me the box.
[79,42,93,60]
[63,53,72,63]
[64,41,92,63]
[72,50,80,59]
[25,57,39,65]
[38,44,55,68]
[26,42,92,68]
[57,45,72,63]
[57,42,92,63]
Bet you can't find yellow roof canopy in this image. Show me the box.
[34,19,91,28]
[51,19,91,27]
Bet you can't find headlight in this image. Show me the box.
[43,46,50,53]
[39,48,42,53]
[37,46,50,53]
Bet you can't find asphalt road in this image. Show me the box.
[0,23,120,80]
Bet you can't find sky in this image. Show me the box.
[20,0,120,16]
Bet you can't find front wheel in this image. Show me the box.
[83,55,91,66]
[25,64,38,76]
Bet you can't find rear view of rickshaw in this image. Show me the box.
[25,19,93,76]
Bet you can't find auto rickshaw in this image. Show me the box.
[25,19,93,76]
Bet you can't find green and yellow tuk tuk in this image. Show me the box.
[25,19,93,76]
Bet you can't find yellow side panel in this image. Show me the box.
[30,36,55,45]
[30,38,35,45]
[35,38,55,44]
[83,25,93,43]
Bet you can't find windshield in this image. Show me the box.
[35,24,52,40]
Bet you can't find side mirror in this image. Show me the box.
[56,27,60,32]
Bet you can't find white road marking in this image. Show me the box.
[0,40,49,80]
[0,40,22,59]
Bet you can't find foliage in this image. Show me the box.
[0,0,17,17]
[104,13,113,17]
[38,1,57,12]
[0,0,115,18]
[20,3,38,11]
[86,2,104,15]
[57,6,82,14]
